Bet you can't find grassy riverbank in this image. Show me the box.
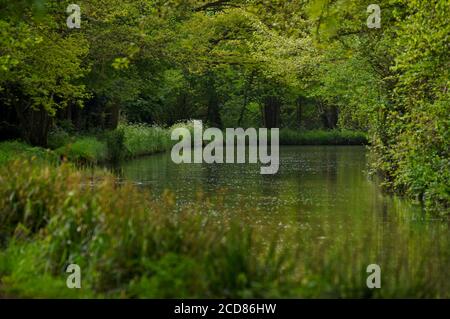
[0,141,59,166]
[0,158,294,298]
[0,126,367,167]
[46,123,367,164]
[50,123,175,164]
[0,156,448,298]
[279,129,367,145]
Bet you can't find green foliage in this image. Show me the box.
[0,159,448,298]
[0,2,90,145]
[385,0,450,214]
[0,140,57,166]
[45,122,195,164]
[121,123,173,157]
[0,160,72,242]
[47,127,71,149]
[105,128,126,162]
[279,129,367,145]
[56,137,108,164]
[307,0,450,213]
[0,242,94,298]
[0,160,292,298]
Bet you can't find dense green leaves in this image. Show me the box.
[307,0,449,213]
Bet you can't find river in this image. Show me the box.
[108,145,450,295]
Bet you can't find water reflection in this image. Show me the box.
[106,146,449,295]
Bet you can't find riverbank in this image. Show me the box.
[0,158,293,298]
[48,123,175,164]
[45,124,367,165]
[0,140,59,166]
[0,154,448,298]
[0,127,367,167]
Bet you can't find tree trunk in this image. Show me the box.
[206,75,222,127]
[328,105,338,128]
[237,72,255,126]
[16,103,51,147]
[263,96,280,128]
[296,96,303,128]
[319,102,338,129]
[106,99,120,130]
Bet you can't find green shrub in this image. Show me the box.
[47,127,71,149]
[105,128,126,162]
[56,137,108,164]
[121,123,172,157]
[0,141,58,166]
[279,129,367,145]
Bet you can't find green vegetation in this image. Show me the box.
[47,125,367,164]
[0,0,448,300]
[0,140,58,166]
[56,137,108,164]
[1,0,447,212]
[279,129,367,146]
[0,242,95,298]
[0,159,448,298]
[305,0,449,213]
[120,123,173,157]
[52,123,175,164]
[2,128,366,168]
[0,159,293,298]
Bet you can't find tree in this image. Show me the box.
[0,2,89,146]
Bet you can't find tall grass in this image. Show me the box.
[52,123,183,164]
[0,141,58,166]
[120,123,173,157]
[52,123,174,164]
[55,137,108,164]
[279,129,367,145]
[48,124,366,165]
[0,159,290,298]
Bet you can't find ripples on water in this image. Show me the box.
[105,145,450,296]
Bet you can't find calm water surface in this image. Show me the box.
[109,146,449,292]
[113,146,422,217]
